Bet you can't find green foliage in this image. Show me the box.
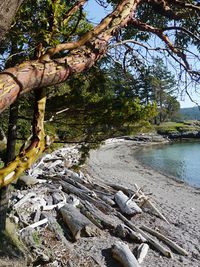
[31,231,41,246]
[108,0,200,52]
[0,0,92,66]
[0,0,185,155]
[179,107,200,120]
[156,121,200,135]
[137,58,180,123]
[44,64,157,143]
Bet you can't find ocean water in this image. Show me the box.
[135,142,200,188]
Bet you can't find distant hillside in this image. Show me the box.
[179,106,200,120]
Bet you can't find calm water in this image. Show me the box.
[135,142,200,188]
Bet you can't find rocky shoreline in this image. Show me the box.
[0,137,200,267]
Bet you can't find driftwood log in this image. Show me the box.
[137,243,149,264]
[60,180,113,213]
[141,225,188,256]
[112,241,141,267]
[115,190,142,216]
[60,204,100,241]
[134,184,169,224]
[95,192,115,206]
[117,212,172,258]
[108,183,134,196]
[81,200,118,229]
[115,224,146,243]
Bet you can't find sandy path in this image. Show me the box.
[86,140,200,267]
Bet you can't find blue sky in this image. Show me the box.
[84,1,200,108]
[84,0,111,23]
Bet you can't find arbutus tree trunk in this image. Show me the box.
[6,102,19,164]
[0,43,21,234]
[0,0,24,43]
[0,0,142,114]
[0,88,46,233]
[0,102,19,234]
[0,186,8,233]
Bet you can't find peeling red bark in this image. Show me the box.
[0,0,142,113]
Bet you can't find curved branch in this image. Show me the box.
[169,0,200,12]
[0,0,143,113]
[42,0,141,59]
[0,88,47,187]
[162,26,200,43]
[111,39,167,51]
[130,19,191,70]
[63,0,88,21]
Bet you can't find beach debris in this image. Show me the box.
[20,218,48,232]
[134,183,170,224]
[60,204,101,241]
[137,243,149,264]
[114,190,142,215]
[115,224,146,243]
[117,212,173,258]
[112,241,141,267]
[6,142,189,266]
[140,225,188,256]
[18,174,39,186]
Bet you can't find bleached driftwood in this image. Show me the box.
[112,241,141,267]
[63,176,97,197]
[66,195,80,207]
[42,202,65,210]
[33,206,41,223]
[43,191,66,210]
[115,224,146,243]
[52,192,64,204]
[134,184,169,224]
[20,218,48,232]
[117,212,172,258]
[84,173,93,184]
[60,204,100,241]
[93,181,115,194]
[81,201,117,229]
[137,243,149,264]
[80,207,103,229]
[95,192,115,206]
[60,181,113,213]
[14,192,36,209]
[108,183,134,196]
[64,169,87,184]
[141,225,188,256]
[115,190,142,216]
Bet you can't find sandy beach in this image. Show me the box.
[86,139,200,267]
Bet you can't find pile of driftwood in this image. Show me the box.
[8,144,188,267]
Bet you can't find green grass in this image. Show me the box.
[156,121,200,135]
[31,231,41,246]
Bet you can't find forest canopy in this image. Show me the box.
[0,0,199,187]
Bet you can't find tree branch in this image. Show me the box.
[0,0,143,113]
[63,0,87,22]
[41,0,141,59]
[169,0,200,12]
[130,18,191,71]
[0,88,47,187]
[162,26,200,43]
[111,39,167,51]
